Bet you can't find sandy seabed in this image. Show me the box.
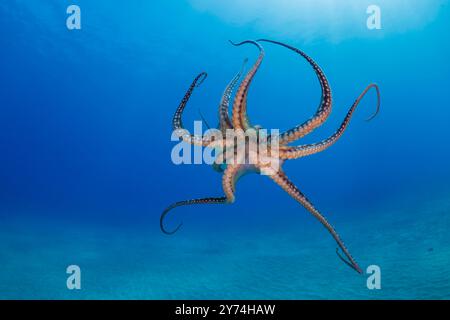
[1,194,449,300]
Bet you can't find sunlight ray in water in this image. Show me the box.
[189,0,448,41]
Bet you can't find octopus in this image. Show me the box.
[160,39,380,274]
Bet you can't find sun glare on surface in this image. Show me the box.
[189,0,448,41]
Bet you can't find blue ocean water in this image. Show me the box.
[1,0,450,299]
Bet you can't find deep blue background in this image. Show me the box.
[0,1,449,299]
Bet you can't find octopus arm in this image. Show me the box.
[280,84,380,160]
[218,58,248,134]
[269,170,362,273]
[257,39,332,145]
[172,72,215,146]
[229,40,265,131]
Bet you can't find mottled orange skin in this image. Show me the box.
[162,39,380,274]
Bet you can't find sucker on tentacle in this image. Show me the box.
[228,40,265,131]
[219,58,248,134]
[280,83,380,160]
[160,197,228,235]
[256,39,332,145]
[172,72,213,146]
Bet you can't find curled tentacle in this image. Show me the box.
[229,40,265,130]
[160,197,228,235]
[363,83,381,121]
[280,83,380,160]
[172,72,214,146]
[336,248,362,274]
[160,165,243,235]
[256,39,332,144]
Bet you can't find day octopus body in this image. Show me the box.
[161,39,380,274]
